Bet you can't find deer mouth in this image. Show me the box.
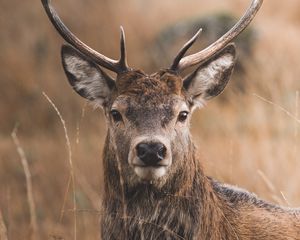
[133,165,169,181]
[131,153,172,181]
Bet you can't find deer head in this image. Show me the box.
[42,0,263,189]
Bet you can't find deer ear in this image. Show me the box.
[61,44,115,106]
[183,44,236,108]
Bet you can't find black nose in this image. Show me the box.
[136,142,167,166]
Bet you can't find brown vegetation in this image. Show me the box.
[1,0,300,239]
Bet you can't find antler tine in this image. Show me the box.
[173,0,264,72]
[41,0,128,73]
[119,26,128,71]
[170,28,202,71]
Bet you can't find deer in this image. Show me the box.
[41,0,300,239]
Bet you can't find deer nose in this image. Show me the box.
[136,142,167,166]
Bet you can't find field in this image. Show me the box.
[1,0,300,239]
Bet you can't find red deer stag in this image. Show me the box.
[42,0,300,239]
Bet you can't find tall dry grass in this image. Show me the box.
[1,0,300,239]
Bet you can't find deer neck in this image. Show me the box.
[101,132,225,210]
[101,133,232,239]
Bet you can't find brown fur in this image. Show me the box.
[99,72,300,240]
[60,42,300,239]
[116,70,183,96]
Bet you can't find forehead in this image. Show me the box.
[111,70,187,114]
[112,93,187,128]
[112,94,185,111]
[115,70,183,101]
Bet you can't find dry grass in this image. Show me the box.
[1,0,300,239]
[11,126,38,239]
[0,210,8,240]
[42,92,77,240]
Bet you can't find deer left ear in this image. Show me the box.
[183,44,236,108]
[61,45,116,107]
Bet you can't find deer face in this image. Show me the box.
[61,44,236,187]
[108,70,189,185]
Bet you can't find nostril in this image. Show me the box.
[136,143,148,159]
[157,145,167,159]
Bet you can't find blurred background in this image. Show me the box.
[1,0,300,239]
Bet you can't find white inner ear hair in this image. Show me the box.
[191,54,233,97]
[195,54,233,91]
[65,55,111,107]
[187,53,234,109]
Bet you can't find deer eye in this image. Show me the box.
[110,110,123,123]
[178,111,189,122]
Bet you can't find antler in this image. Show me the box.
[41,0,128,73]
[170,0,264,72]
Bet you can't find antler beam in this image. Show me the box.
[171,0,264,72]
[41,0,128,73]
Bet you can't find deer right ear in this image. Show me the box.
[61,45,115,106]
[183,44,236,108]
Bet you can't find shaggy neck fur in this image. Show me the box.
[101,133,237,240]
